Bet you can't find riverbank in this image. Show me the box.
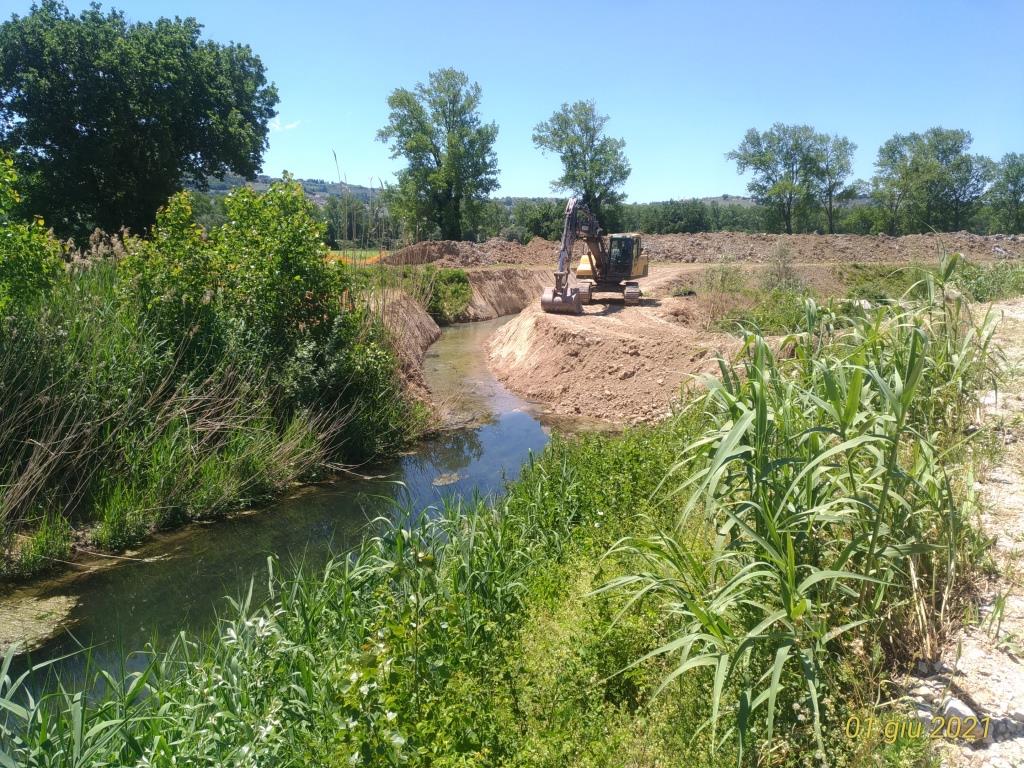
[1,181,444,584]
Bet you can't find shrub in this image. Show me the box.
[424,267,471,324]
[0,152,64,314]
[213,180,335,361]
[121,193,222,372]
[1,176,420,574]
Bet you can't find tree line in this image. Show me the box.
[728,123,1022,236]
[1,4,1020,245]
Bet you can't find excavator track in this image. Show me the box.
[623,283,642,306]
[578,281,593,305]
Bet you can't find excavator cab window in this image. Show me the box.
[609,237,633,276]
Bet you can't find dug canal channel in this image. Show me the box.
[1,314,603,685]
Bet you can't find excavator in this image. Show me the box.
[540,197,648,314]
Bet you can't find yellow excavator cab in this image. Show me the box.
[541,198,647,313]
[576,233,647,281]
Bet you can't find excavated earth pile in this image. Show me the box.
[641,231,1022,264]
[385,238,558,268]
[386,232,1020,270]
[488,298,742,424]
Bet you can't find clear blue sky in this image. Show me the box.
[49,0,1024,201]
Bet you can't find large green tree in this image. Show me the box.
[532,100,630,223]
[990,153,1024,234]
[871,128,993,234]
[377,68,498,241]
[0,1,278,239]
[727,123,817,234]
[871,134,916,235]
[807,133,857,233]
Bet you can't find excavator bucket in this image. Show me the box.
[540,286,582,314]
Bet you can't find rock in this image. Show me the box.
[909,684,938,703]
[944,697,976,720]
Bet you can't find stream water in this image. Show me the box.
[7,316,578,681]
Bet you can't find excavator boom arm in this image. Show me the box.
[541,196,608,314]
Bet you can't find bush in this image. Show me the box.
[1,176,421,575]
[0,153,63,314]
[424,267,471,324]
[611,255,994,759]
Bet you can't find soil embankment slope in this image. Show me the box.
[488,297,740,424]
[457,267,550,322]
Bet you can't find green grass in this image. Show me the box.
[350,263,473,325]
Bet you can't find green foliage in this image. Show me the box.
[717,287,810,335]
[0,151,18,218]
[838,263,933,302]
[5,511,71,577]
[0,215,63,315]
[423,267,471,324]
[871,128,995,235]
[213,181,335,362]
[807,134,857,233]
[953,258,1024,302]
[990,152,1024,234]
[122,193,222,368]
[1,177,421,575]
[621,198,711,233]
[377,69,499,240]
[1,256,999,764]
[0,151,64,313]
[0,1,278,238]
[510,198,564,241]
[532,100,631,222]
[727,123,820,234]
[0,409,706,766]
[608,255,994,760]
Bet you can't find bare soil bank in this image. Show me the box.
[383,267,557,400]
[488,298,741,424]
[386,231,1021,270]
[457,267,551,322]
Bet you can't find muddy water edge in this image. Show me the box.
[1,314,600,683]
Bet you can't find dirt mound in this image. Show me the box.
[522,236,559,263]
[457,267,551,322]
[386,231,1021,270]
[641,231,1022,264]
[384,240,477,266]
[385,237,560,269]
[488,298,741,424]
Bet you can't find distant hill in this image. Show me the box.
[194,176,755,208]
[195,173,380,202]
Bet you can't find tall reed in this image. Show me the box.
[602,253,996,761]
